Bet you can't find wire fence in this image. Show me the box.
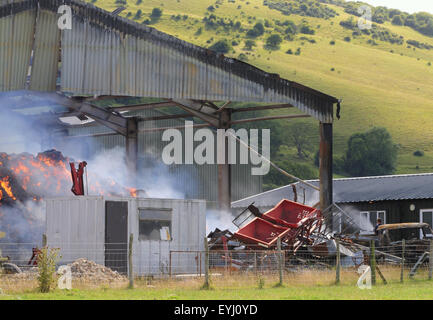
[1,239,433,292]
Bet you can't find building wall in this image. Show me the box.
[45,196,206,275]
[339,199,433,239]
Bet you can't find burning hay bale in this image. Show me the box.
[0,149,138,243]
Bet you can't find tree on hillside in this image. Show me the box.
[246,22,265,38]
[208,39,232,54]
[244,39,256,50]
[344,127,398,177]
[392,15,404,26]
[265,34,283,50]
[286,122,314,159]
[150,8,163,19]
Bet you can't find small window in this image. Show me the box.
[139,209,172,241]
[359,211,386,232]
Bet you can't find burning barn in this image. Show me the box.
[45,196,206,276]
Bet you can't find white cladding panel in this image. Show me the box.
[45,196,206,275]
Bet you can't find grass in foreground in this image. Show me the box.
[1,268,433,300]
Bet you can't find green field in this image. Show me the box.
[2,281,433,300]
[85,0,433,176]
[2,268,433,300]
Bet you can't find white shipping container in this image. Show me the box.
[45,196,206,276]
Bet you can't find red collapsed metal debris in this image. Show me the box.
[232,200,323,252]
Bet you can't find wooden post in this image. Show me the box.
[203,237,210,289]
[277,237,283,286]
[376,266,387,285]
[128,233,134,289]
[319,122,333,227]
[370,240,376,286]
[336,239,341,285]
[429,240,433,281]
[42,234,47,247]
[169,251,172,278]
[254,252,258,275]
[401,239,405,283]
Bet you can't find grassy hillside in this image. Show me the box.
[87,0,433,178]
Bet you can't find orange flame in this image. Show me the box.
[0,177,16,201]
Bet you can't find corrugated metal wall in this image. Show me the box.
[58,14,334,122]
[29,9,60,91]
[61,109,263,204]
[45,196,206,275]
[0,9,35,91]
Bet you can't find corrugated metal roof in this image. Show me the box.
[232,173,433,208]
[0,0,339,123]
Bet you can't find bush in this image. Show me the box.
[329,40,335,45]
[265,34,283,50]
[246,22,265,38]
[37,247,60,293]
[392,15,404,26]
[150,8,163,19]
[209,39,232,54]
[244,39,256,50]
[299,23,315,35]
[286,49,293,55]
[134,9,142,20]
[414,150,425,157]
[238,53,248,61]
[344,36,351,42]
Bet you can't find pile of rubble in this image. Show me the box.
[2,259,127,285]
[67,258,127,283]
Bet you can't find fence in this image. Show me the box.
[2,237,433,292]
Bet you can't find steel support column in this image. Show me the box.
[217,109,232,213]
[126,117,138,177]
[319,122,333,213]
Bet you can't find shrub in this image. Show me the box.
[414,150,425,157]
[246,22,265,38]
[238,53,248,61]
[134,9,142,20]
[392,15,404,26]
[150,7,163,19]
[344,36,351,42]
[209,39,232,54]
[244,39,256,50]
[299,23,315,35]
[195,27,203,36]
[37,247,60,293]
[286,49,293,55]
[265,34,283,50]
[330,40,335,45]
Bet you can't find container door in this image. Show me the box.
[105,201,128,274]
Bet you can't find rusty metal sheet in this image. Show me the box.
[1,0,338,123]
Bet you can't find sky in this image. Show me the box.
[362,0,433,14]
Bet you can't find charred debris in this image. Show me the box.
[207,201,410,270]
